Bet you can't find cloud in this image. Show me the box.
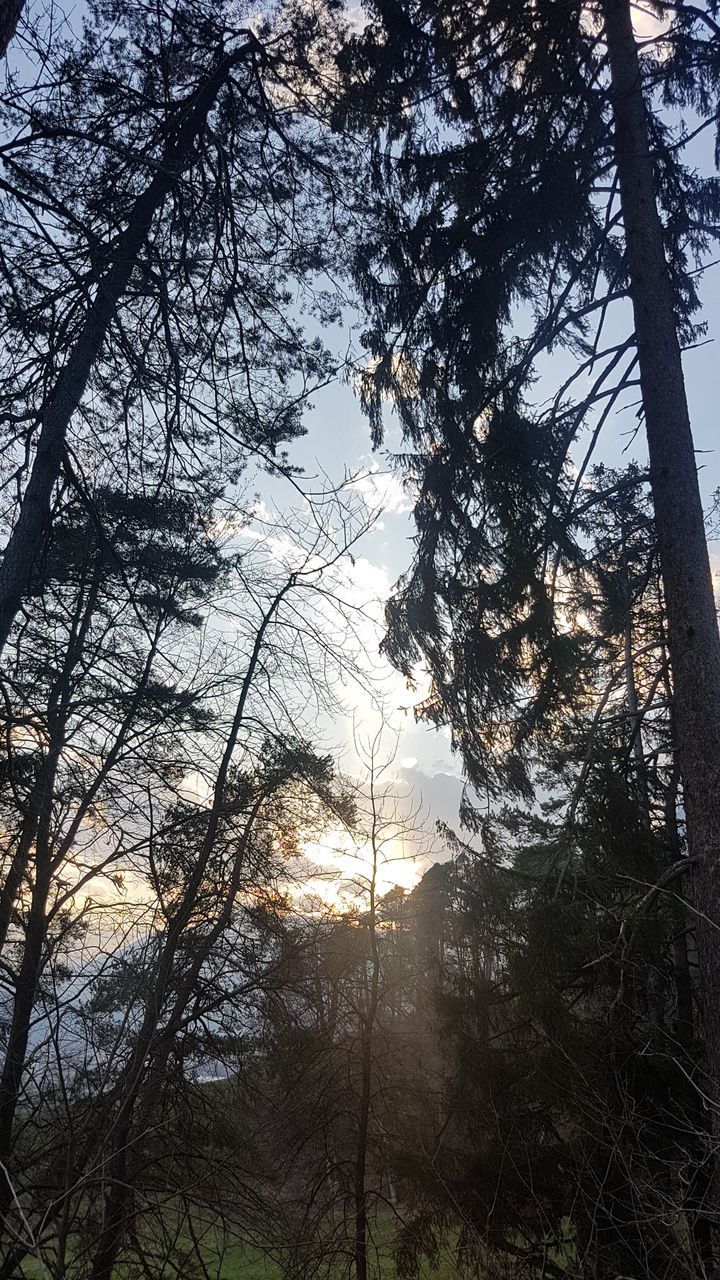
[305,827,424,888]
[178,770,214,808]
[348,464,415,515]
[396,765,470,841]
[631,2,672,43]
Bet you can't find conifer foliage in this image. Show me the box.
[0,0,346,648]
[341,0,720,1175]
[0,0,719,1277]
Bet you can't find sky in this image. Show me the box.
[245,369,464,829]
[237,4,720,882]
[164,3,720,906]
[2,0,716,943]
[12,0,716,905]
[245,190,720,879]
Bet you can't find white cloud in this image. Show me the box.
[178,770,214,808]
[348,464,415,516]
[299,826,426,906]
[631,2,672,43]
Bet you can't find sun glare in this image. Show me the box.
[295,827,424,911]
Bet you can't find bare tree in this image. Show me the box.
[0,467,380,1275]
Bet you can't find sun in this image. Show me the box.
[292,826,425,911]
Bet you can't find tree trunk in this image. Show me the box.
[604,0,720,1188]
[0,0,23,60]
[620,546,667,1042]
[0,743,60,1227]
[0,42,250,653]
[353,1027,371,1280]
[354,827,382,1280]
[0,780,41,954]
[621,544,651,827]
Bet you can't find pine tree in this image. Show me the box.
[0,0,347,649]
[390,475,712,1276]
[0,0,22,60]
[0,482,227,1241]
[340,0,720,1136]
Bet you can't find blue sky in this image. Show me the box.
[9,0,717,848]
[252,220,720,849]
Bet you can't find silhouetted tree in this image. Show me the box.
[341,0,720,1141]
[0,0,350,648]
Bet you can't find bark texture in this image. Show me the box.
[0,0,23,60]
[604,0,720,1145]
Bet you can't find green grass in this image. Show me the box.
[217,1242,281,1280]
[17,1211,463,1280]
[20,1240,280,1280]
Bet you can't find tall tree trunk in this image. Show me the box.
[621,545,650,827]
[604,0,720,1158]
[0,41,251,653]
[0,545,102,1240]
[0,0,23,61]
[354,824,381,1280]
[665,768,714,1280]
[661,660,695,1057]
[660,658,712,1280]
[0,777,41,954]
[0,742,59,1223]
[620,543,666,1042]
[353,1025,371,1280]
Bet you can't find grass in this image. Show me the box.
[19,1218,462,1280]
[20,1239,280,1280]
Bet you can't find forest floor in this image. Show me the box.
[19,1223,462,1279]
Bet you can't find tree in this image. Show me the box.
[0,0,348,650]
[247,731,431,1280]
[340,0,720,1126]
[0,452,375,1273]
[601,0,720,1139]
[86,741,352,1280]
[0,0,22,61]
[373,467,717,1279]
[0,484,226,1227]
